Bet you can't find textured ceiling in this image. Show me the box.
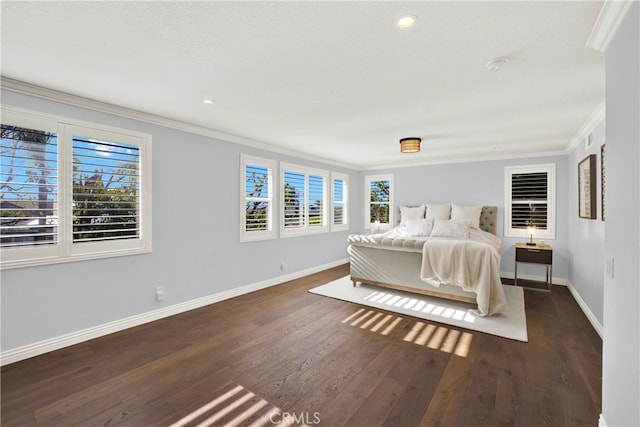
[1,1,605,169]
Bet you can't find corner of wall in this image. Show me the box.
[598,413,608,427]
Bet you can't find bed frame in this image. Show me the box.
[349,206,498,305]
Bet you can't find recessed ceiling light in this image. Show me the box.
[202,99,215,105]
[396,15,417,29]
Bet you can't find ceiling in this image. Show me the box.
[1,1,605,170]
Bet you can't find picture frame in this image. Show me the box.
[578,154,597,219]
[601,144,606,221]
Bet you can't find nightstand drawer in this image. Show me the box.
[516,247,552,264]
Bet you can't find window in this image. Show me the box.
[365,174,394,230]
[331,172,348,231]
[504,164,555,239]
[1,108,152,268]
[1,122,59,252]
[281,163,329,237]
[240,155,276,242]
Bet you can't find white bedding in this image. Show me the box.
[384,224,502,250]
[420,239,505,316]
[348,224,505,316]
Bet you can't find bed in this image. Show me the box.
[348,204,505,316]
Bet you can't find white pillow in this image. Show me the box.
[405,218,434,237]
[430,219,470,238]
[399,205,425,225]
[426,203,451,221]
[451,204,483,229]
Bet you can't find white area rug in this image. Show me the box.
[309,276,528,342]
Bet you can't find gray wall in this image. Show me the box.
[602,2,639,426]
[567,120,606,325]
[0,90,360,352]
[362,155,570,279]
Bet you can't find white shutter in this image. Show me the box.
[283,170,306,229]
[72,136,141,243]
[365,174,394,230]
[240,155,276,242]
[505,164,555,239]
[511,171,549,230]
[309,174,325,227]
[281,163,329,237]
[244,164,271,231]
[2,108,152,268]
[1,124,58,248]
[331,172,348,231]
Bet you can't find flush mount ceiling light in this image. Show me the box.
[202,99,215,105]
[396,15,417,29]
[400,137,421,153]
[486,57,509,72]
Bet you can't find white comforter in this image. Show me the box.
[348,226,506,316]
[419,239,505,316]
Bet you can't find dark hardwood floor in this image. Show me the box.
[1,264,602,426]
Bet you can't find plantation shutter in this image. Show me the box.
[281,163,330,237]
[72,136,140,243]
[1,125,58,248]
[244,164,271,231]
[369,179,390,224]
[511,171,549,230]
[333,178,345,226]
[308,174,325,227]
[283,171,306,228]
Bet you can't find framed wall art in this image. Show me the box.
[578,154,597,219]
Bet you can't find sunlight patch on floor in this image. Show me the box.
[364,290,476,324]
[402,321,473,357]
[342,308,403,336]
[341,308,473,357]
[169,383,310,427]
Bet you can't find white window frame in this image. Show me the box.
[331,172,349,232]
[1,107,152,269]
[280,162,329,238]
[239,154,276,242]
[504,163,556,239]
[364,174,394,231]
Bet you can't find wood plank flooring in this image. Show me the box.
[1,264,602,426]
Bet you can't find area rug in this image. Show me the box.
[309,276,527,342]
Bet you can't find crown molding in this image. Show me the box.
[360,148,570,171]
[586,1,634,51]
[564,100,606,154]
[0,77,359,171]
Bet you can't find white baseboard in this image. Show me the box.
[566,279,603,339]
[0,258,348,366]
[599,413,607,427]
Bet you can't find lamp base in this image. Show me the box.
[525,242,536,246]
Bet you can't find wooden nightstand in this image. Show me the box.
[514,243,553,291]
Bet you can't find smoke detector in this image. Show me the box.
[486,58,509,72]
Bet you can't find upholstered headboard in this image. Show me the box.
[479,206,498,235]
[395,205,498,235]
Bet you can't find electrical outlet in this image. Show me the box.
[280,261,286,271]
[606,258,614,279]
[155,286,165,301]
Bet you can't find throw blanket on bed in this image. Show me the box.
[420,239,506,316]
